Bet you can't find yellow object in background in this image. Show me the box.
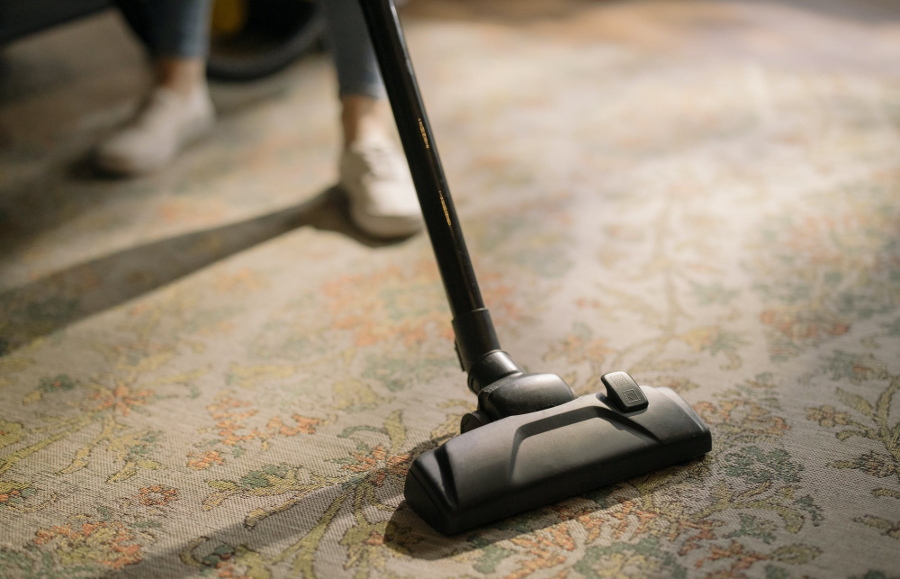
[211,0,248,37]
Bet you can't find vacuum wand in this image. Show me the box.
[357,0,712,535]
[356,0,506,378]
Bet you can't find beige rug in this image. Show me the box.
[2,1,899,577]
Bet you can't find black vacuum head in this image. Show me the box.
[404,381,711,534]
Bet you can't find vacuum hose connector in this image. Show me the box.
[453,308,576,433]
[451,309,524,393]
[452,309,501,377]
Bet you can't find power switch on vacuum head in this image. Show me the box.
[601,371,649,412]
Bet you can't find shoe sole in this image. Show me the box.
[349,202,423,239]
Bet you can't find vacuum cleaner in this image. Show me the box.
[357,0,712,535]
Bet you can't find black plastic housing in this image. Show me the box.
[405,386,712,534]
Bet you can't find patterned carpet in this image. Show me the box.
[1,1,899,577]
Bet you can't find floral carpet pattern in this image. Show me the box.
[1,1,899,577]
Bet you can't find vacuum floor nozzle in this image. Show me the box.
[405,384,711,534]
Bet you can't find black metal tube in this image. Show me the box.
[356,0,485,321]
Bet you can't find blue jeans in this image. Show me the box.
[144,0,385,99]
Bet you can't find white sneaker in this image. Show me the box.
[94,86,215,176]
[339,137,423,239]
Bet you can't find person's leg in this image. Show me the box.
[148,0,211,94]
[95,0,215,176]
[154,58,206,98]
[319,0,387,145]
[320,0,422,238]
